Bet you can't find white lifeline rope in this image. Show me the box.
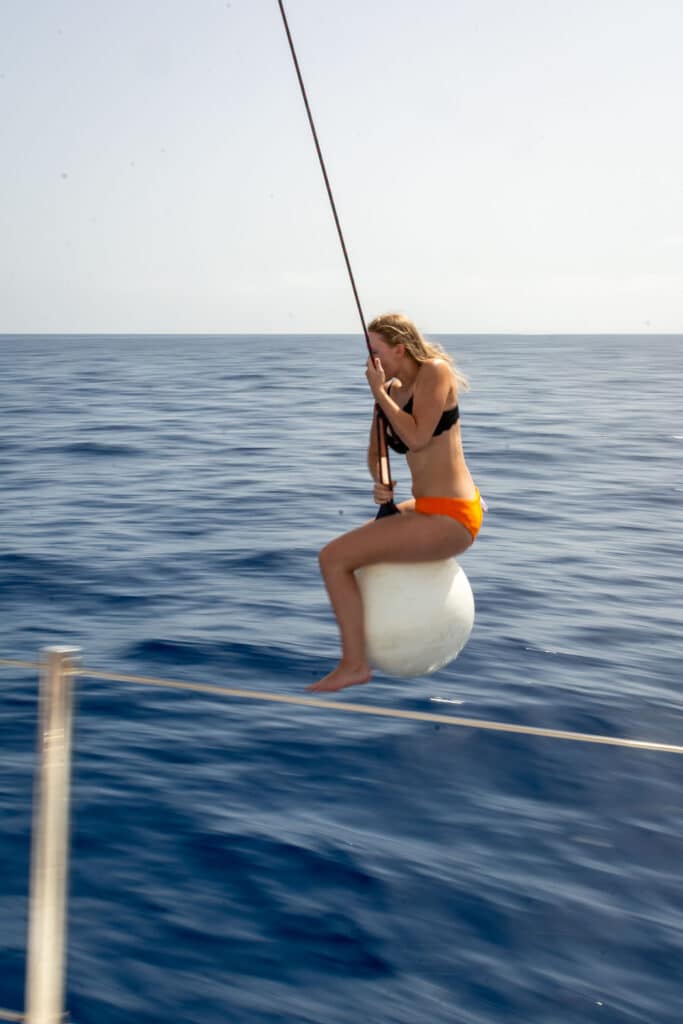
[0,1008,24,1022]
[1,658,681,754]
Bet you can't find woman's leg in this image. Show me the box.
[309,511,473,692]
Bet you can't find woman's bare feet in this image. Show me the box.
[306,662,373,693]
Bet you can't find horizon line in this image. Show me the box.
[2,331,682,339]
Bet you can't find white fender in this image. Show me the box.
[355,559,475,677]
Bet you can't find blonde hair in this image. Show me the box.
[367,313,469,390]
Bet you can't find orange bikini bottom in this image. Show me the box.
[414,489,484,540]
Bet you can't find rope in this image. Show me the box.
[1,657,680,753]
[71,665,683,755]
[276,0,369,352]
[0,1013,67,1023]
[275,0,394,495]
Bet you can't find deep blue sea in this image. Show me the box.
[1,333,682,1024]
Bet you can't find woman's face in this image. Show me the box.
[368,331,400,376]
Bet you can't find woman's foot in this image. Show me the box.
[307,662,373,693]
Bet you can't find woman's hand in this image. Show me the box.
[373,480,396,505]
[366,356,386,399]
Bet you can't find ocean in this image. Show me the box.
[1,333,682,1023]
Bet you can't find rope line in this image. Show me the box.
[0,1009,23,1022]
[276,0,369,351]
[275,0,394,495]
[1,658,679,753]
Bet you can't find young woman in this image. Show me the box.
[308,313,483,693]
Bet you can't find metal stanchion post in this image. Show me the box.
[25,646,79,1024]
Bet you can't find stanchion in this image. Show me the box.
[24,647,79,1024]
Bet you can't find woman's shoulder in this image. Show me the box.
[418,358,454,385]
[416,359,458,407]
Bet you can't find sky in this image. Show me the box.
[1,0,682,334]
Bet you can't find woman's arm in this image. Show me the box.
[372,360,452,452]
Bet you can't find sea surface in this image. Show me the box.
[1,333,682,1024]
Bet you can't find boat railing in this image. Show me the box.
[1,647,681,1024]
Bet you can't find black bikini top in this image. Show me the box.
[379,386,460,455]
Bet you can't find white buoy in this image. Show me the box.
[355,559,474,677]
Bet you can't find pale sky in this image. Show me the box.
[1,0,682,333]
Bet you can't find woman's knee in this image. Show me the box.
[319,539,340,575]
[319,532,356,575]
